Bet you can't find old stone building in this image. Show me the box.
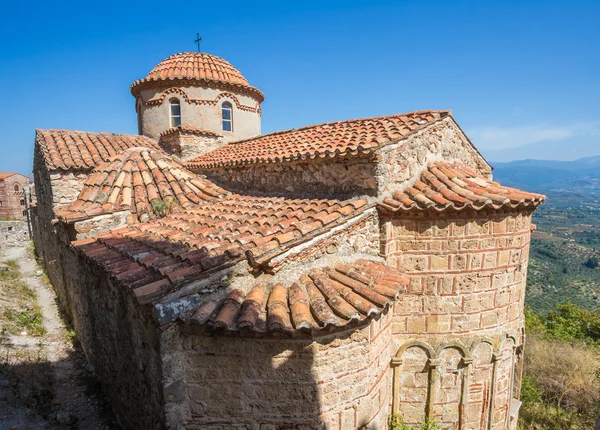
[0,172,29,219]
[30,51,544,430]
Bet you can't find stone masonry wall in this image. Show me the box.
[159,132,225,162]
[0,220,30,247]
[31,146,165,428]
[382,209,533,429]
[200,157,378,199]
[170,307,395,430]
[376,117,492,196]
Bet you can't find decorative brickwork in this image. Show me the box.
[380,207,533,429]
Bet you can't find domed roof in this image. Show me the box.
[131,52,264,102]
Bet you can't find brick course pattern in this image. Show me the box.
[381,208,533,429]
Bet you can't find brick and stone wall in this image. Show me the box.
[197,157,378,199]
[159,129,225,161]
[57,229,165,429]
[0,174,29,219]
[0,220,30,247]
[375,117,492,197]
[381,208,533,429]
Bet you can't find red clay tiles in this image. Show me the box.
[188,259,408,334]
[379,161,545,213]
[36,129,161,171]
[72,196,370,304]
[130,52,264,101]
[56,148,228,223]
[185,110,450,169]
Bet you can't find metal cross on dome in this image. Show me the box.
[195,33,202,52]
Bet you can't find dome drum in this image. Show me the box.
[132,52,263,144]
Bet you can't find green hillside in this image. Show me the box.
[526,191,600,313]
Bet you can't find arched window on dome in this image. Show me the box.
[221,102,233,132]
[169,98,182,127]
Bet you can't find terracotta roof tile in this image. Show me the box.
[56,148,228,223]
[72,195,370,305]
[130,52,264,102]
[36,129,161,171]
[378,161,545,213]
[187,259,408,335]
[186,110,450,169]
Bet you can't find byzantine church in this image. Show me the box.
[31,51,544,429]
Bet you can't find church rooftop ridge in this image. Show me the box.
[186,110,452,169]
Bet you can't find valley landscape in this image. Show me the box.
[494,156,600,313]
[494,156,600,429]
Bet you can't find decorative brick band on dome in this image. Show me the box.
[56,148,228,223]
[188,259,408,335]
[159,124,221,139]
[130,52,264,102]
[379,161,546,213]
[185,110,450,170]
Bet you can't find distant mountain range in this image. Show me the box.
[491,156,600,194]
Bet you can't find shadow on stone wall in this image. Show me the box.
[180,327,325,429]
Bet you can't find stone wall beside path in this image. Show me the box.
[0,220,30,248]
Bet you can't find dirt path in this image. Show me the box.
[0,245,116,429]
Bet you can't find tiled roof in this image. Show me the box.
[379,161,545,212]
[159,124,221,139]
[130,52,264,102]
[0,173,17,180]
[187,259,408,335]
[36,129,161,171]
[72,196,370,304]
[186,110,450,170]
[56,148,228,223]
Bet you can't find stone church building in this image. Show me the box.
[30,51,544,429]
[0,172,29,219]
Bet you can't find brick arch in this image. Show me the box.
[470,336,495,354]
[391,341,433,423]
[435,339,471,360]
[147,87,192,106]
[394,340,436,360]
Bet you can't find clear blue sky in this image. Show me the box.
[1,0,598,175]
